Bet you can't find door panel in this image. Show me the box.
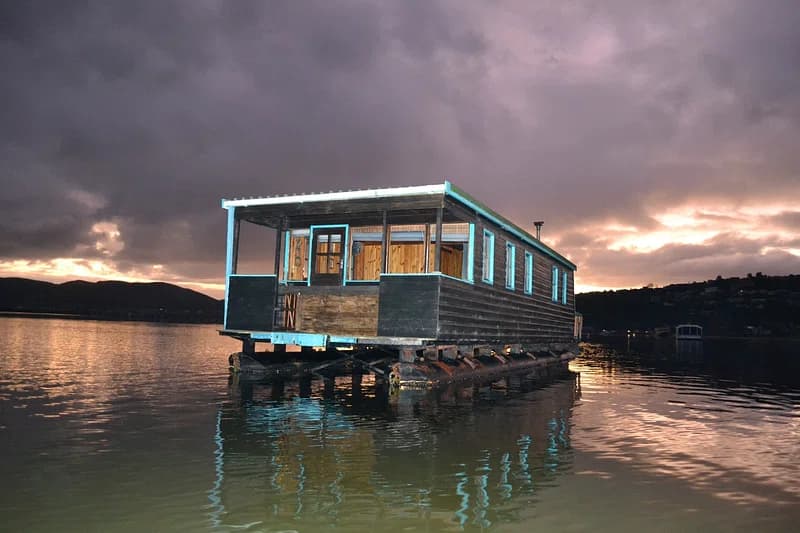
[310,227,346,285]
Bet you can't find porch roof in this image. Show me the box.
[221,181,576,270]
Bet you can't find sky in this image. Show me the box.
[1,0,799,298]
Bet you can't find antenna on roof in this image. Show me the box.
[533,221,544,240]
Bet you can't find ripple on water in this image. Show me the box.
[2,320,799,531]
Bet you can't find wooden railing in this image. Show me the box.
[281,292,299,330]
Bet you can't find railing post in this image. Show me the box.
[381,210,389,273]
[423,223,431,273]
[434,206,443,272]
[232,216,240,275]
[271,219,285,330]
[223,207,238,329]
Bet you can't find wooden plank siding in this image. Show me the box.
[376,213,575,343]
[437,276,574,343]
[296,293,378,336]
[350,242,464,280]
[226,275,276,331]
[377,276,439,338]
[279,285,380,337]
[468,215,574,342]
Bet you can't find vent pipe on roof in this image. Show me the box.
[534,221,544,240]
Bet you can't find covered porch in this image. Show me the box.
[220,185,478,348]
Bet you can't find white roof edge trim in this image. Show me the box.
[221,183,446,208]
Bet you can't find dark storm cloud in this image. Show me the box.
[1,0,798,290]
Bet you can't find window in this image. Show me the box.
[551,266,559,302]
[481,230,494,284]
[349,226,383,280]
[562,271,568,304]
[466,223,475,282]
[505,242,515,290]
[285,229,310,281]
[524,251,533,295]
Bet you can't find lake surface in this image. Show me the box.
[1,317,798,532]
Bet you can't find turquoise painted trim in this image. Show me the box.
[249,331,328,347]
[328,335,358,345]
[440,272,474,286]
[307,224,349,287]
[378,272,474,286]
[524,251,533,295]
[223,207,235,329]
[380,272,443,276]
[467,223,475,282]
[482,229,494,285]
[505,242,516,290]
[345,279,380,283]
[282,230,290,284]
[444,181,576,271]
[562,271,568,304]
[343,225,350,284]
[552,266,559,302]
[229,274,277,277]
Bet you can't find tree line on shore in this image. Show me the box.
[576,274,800,337]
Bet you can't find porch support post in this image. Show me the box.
[232,216,241,274]
[423,223,431,273]
[224,207,239,329]
[381,210,389,273]
[434,206,443,272]
[273,222,284,278]
[272,219,285,329]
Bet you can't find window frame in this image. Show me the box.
[524,251,533,295]
[552,265,559,302]
[481,229,495,285]
[505,241,516,290]
[562,270,568,304]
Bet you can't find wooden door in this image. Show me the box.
[310,227,346,285]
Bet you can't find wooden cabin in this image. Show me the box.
[220,182,576,356]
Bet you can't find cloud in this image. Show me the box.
[0,1,798,294]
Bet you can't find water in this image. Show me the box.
[1,317,798,532]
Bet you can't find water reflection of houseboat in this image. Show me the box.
[209,368,579,531]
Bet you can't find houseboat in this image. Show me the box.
[220,182,578,386]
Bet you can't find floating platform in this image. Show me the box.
[229,342,578,389]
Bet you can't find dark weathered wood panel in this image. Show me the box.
[377,275,439,338]
[226,276,276,331]
[295,292,378,336]
[437,276,574,344]
[472,215,574,299]
[433,210,575,344]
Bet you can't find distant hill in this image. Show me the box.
[576,274,800,337]
[0,278,223,324]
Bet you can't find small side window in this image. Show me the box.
[505,242,515,290]
[552,266,559,302]
[524,251,533,295]
[481,230,494,284]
